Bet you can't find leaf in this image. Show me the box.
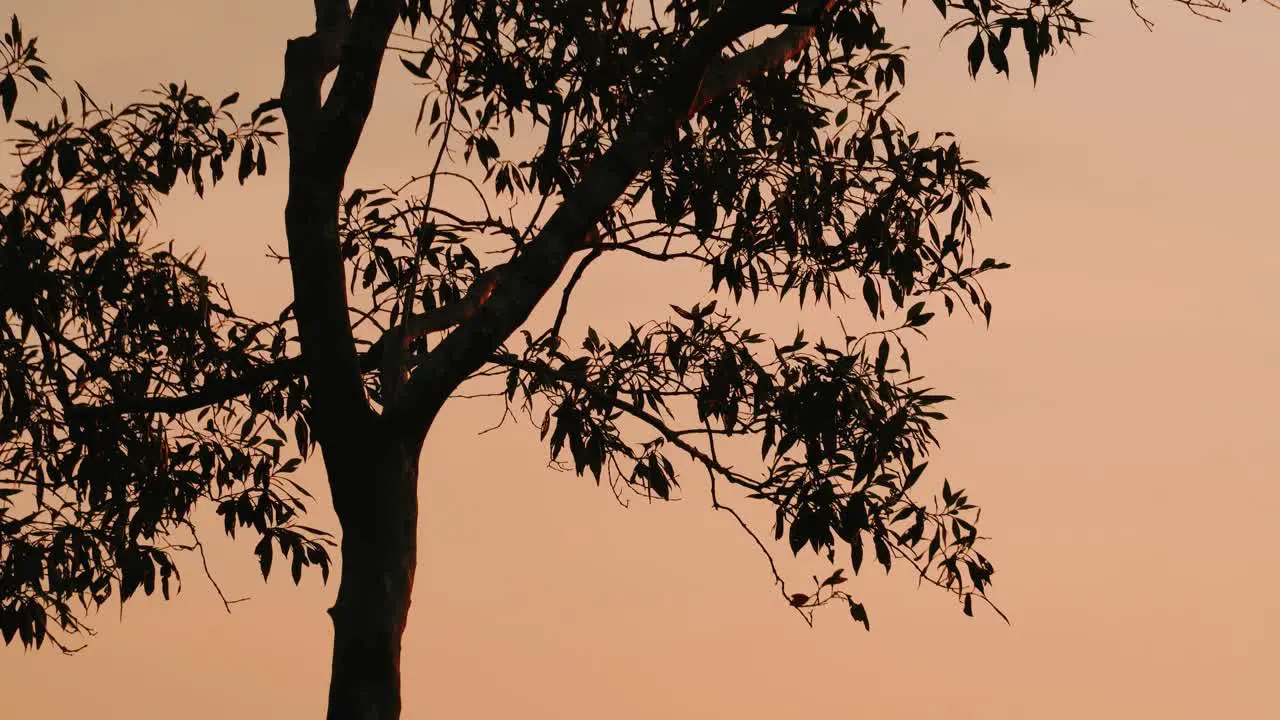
[902,462,927,492]
[849,600,871,631]
[250,97,282,122]
[873,532,891,572]
[237,143,253,183]
[218,91,240,108]
[909,310,934,327]
[649,460,671,500]
[0,74,16,121]
[744,183,761,218]
[56,143,80,182]
[400,57,430,79]
[505,367,519,400]
[788,512,809,555]
[987,33,1008,75]
[861,277,879,317]
[789,593,809,607]
[255,536,273,579]
[967,33,985,78]
[1023,21,1041,83]
[66,234,100,253]
[294,417,309,459]
[850,535,864,574]
[693,193,717,240]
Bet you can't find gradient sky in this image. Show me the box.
[3,2,1278,718]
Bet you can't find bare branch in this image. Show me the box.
[548,246,603,344]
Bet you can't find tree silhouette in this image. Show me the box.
[0,1,1253,717]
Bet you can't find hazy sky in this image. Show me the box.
[3,2,1277,719]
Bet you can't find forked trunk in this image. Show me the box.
[323,420,423,720]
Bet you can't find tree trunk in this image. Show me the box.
[323,419,423,720]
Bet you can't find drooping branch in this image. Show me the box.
[491,353,760,493]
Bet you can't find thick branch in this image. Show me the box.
[316,0,400,179]
[391,0,816,434]
[280,0,399,437]
[691,0,840,113]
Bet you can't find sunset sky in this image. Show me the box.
[3,1,1277,718]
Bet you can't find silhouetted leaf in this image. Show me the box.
[967,33,985,77]
[849,600,871,630]
[0,74,15,121]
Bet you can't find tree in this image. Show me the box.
[0,1,1256,717]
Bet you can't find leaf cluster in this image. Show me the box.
[0,34,326,651]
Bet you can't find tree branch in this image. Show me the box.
[68,357,303,418]
[492,353,760,493]
[690,0,840,114]
[280,0,399,438]
[391,0,817,435]
[547,245,603,344]
[316,0,400,179]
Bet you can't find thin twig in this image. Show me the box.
[189,522,246,613]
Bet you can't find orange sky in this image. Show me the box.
[3,2,1278,718]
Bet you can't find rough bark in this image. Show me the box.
[324,419,422,720]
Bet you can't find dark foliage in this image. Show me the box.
[0,0,1241,655]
